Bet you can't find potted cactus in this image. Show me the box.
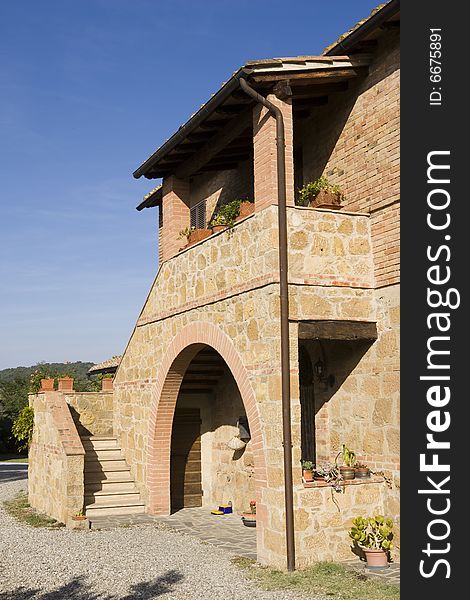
[348,515,394,568]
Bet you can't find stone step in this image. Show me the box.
[85,470,133,482]
[85,480,136,493]
[85,491,141,505]
[84,459,129,472]
[84,448,123,461]
[81,437,119,450]
[86,502,146,518]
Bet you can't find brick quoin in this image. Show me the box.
[146,322,268,523]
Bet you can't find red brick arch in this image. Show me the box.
[146,322,267,517]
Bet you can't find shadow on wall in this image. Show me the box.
[0,571,184,600]
[68,405,93,437]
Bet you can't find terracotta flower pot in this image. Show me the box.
[211,225,226,234]
[339,466,355,480]
[188,228,211,246]
[303,469,313,482]
[72,515,87,521]
[237,201,254,220]
[355,467,370,479]
[58,377,74,392]
[102,378,114,391]
[363,548,388,568]
[40,378,54,392]
[309,189,342,209]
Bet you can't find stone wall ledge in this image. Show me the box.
[303,475,384,489]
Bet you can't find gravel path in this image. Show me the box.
[0,480,321,600]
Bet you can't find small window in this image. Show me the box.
[190,199,207,230]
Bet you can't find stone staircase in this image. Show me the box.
[82,436,146,519]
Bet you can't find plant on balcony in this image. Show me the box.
[178,225,211,247]
[298,176,344,209]
[210,200,242,231]
[348,515,394,568]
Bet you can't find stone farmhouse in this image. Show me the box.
[29,2,400,569]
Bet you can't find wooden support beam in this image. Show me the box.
[175,109,253,179]
[298,320,378,341]
[252,67,367,85]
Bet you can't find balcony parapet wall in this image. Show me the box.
[139,205,374,327]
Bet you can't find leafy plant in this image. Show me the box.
[210,199,242,229]
[298,176,344,207]
[337,444,356,467]
[29,368,55,394]
[301,460,314,470]
[178,225,196,240]
[11,406,34,452]
[348,515,394,551]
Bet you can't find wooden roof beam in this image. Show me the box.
[175,108,252,179]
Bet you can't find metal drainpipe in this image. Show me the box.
[239,77,296,572]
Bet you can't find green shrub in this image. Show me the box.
[210,200,242,229]
[12,406,34,452]
[298,176,343,206]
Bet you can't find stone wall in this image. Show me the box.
[28,392,85,525]
[65,391,114,437]
[112,203,399,567]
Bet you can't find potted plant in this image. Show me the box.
[354,462,371,479]
[298,176,344,209]
[210,199,243,233]
[40,378,55,392]
[314,462,343,492]
[236,199,254,220]
[101,374,114,391]
[301,460,314,482]
[348,515,394,568]
[241,500,256,527]
[337,444,356,480]
[72,509,87,522]
[209,212,229,233]
[178,225,211,247]
[58,375,74,392]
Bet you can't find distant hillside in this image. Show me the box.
[0,361,96,453]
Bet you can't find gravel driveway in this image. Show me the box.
[0,480,321,600]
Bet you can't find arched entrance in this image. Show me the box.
[146,323,267,522]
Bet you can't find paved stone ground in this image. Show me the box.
[341,558,400,585]
[155,507,257,560]
[91,506,257,560]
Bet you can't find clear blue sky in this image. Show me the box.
[0,0,380,370]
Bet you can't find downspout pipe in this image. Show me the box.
[239,77,296,572]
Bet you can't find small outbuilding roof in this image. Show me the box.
[88,355,122,375]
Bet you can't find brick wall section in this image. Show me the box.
[191,160,253,220]
[253,94,294,212]
[371,203,400,287]
[159,175,190,264]
[28,392,85,524]
[300,29,399,287]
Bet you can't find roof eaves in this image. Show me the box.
[136,184,162,211]
[324,0,400,56]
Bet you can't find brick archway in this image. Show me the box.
[146,322,267,518]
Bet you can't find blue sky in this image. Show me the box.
[0,0,380,369]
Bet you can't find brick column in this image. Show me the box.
[159,175,190,264]
[253,93,294,213]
